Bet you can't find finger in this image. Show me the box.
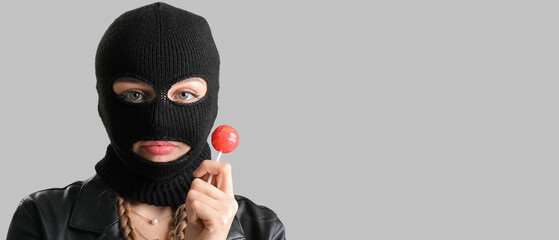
[193,160,231,178]
[187,188,222,212]
[193,160,234,196]
[186,196,224,230]
[197,174,217,186]
[186,184,238,231]
[190,179,239,217]
[190,178,229,201]
[185,200,203,229]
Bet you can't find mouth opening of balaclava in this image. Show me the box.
[94,2,220,207]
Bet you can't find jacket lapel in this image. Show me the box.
[68,175,121,239]
[227,214,246,239]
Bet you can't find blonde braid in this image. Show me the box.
[116,195,189,240]
[117,196,137,240]
[165,221,175,240]
[166,203,188,240]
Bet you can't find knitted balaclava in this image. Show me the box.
[94,2,219,207]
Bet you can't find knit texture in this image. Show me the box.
[94,2,220,207]
[96,144,212,207]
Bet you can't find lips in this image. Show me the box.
[141,141,177,155]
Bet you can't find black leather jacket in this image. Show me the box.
[7,175,285,240]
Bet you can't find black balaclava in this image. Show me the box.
[94,2,219,207]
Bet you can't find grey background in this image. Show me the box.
[1,1,558,239]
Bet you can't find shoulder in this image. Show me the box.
[18,180,85,218]
[235,195,279,221]
[23,180,84,205]
[233,195,286,240]
[7,180,87,239]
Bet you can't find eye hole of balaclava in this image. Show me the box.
[112,77,208,105]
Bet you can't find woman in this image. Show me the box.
[7,2,285,240]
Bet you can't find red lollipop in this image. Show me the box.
[212,125,239,154]
[207,125,239,183]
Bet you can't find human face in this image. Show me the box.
[112,77,208,162]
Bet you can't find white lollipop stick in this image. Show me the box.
[207,151,223,183]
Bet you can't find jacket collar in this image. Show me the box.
[68,175,245,239]
[68,175,120,239]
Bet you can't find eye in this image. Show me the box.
[167,77,207,104]
[119,90,146,103]
[176,91,200,102]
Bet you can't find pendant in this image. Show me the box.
[151,219,159,224]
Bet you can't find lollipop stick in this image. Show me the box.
[215,151,223,162]
[207,151,223,183]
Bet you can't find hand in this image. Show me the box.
[185,160,238,240]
